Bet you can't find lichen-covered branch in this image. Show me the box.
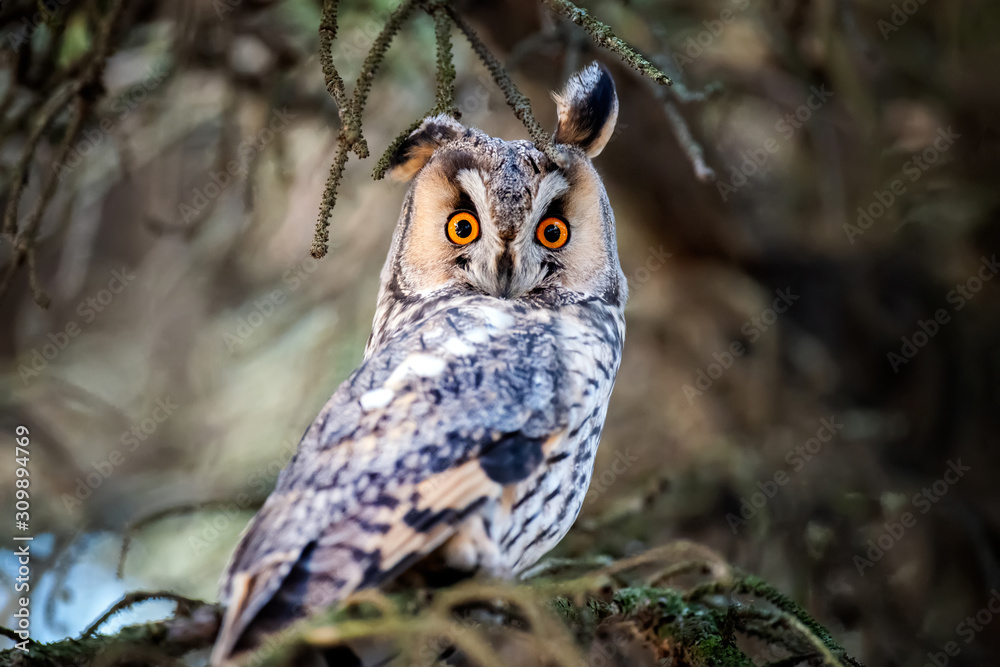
[541,0,673,86]
[319,0,348,109]
[686,572,864,667]
[311,0,421,258]
[430,3,457,116]
[371,2,459,181]
[346,0,422,159]
[311,143,352,259]
[447,6,557,161]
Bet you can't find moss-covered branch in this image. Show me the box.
[0,598,221,667]
[0,545,864,667]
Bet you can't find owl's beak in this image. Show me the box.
[495,248,516,298]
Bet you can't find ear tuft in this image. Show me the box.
[386,114,465,182]
[552,62,619,158]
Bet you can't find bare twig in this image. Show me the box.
[1,81,79,237]
[0,0,126,307]
[663,99,716,182]
[0,625,31,644]
[82,591,205,638]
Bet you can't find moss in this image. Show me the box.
[0,555,865,667]
[684,635,756,667]
[549,595,581,623]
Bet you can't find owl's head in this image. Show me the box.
[380,62,625,308]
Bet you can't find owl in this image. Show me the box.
[211,62,626,665]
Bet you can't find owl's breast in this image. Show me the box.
[288,294,624,579]
[414,297,623,575]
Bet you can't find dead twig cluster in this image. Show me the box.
[0,0,129,308]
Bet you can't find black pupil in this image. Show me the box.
[454,218,472,238]
[544,223,562,243]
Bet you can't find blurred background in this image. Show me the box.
[1,0,998,665]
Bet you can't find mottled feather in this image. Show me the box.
[212,295,622,661]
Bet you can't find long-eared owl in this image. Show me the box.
[212,62,626,664]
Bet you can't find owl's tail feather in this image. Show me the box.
[210,519,465,665]
[212,445,516,664]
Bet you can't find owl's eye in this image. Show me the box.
[535,217,570,249]
[446,211,480,245]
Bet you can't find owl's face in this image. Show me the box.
[381,63,625,309]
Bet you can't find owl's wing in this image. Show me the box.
[211,301,573,662]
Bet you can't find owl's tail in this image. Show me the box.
[209,520,465,665]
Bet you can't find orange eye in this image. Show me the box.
[536,217,569,249]
[446,211,480,245]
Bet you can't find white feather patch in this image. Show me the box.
[532,172,570,222]
[479,307,515,330]
[465,328,490,343]
[359,388,395,411]
[456,169,490,218]
[385,353,448,389]
[445,336,477,356]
